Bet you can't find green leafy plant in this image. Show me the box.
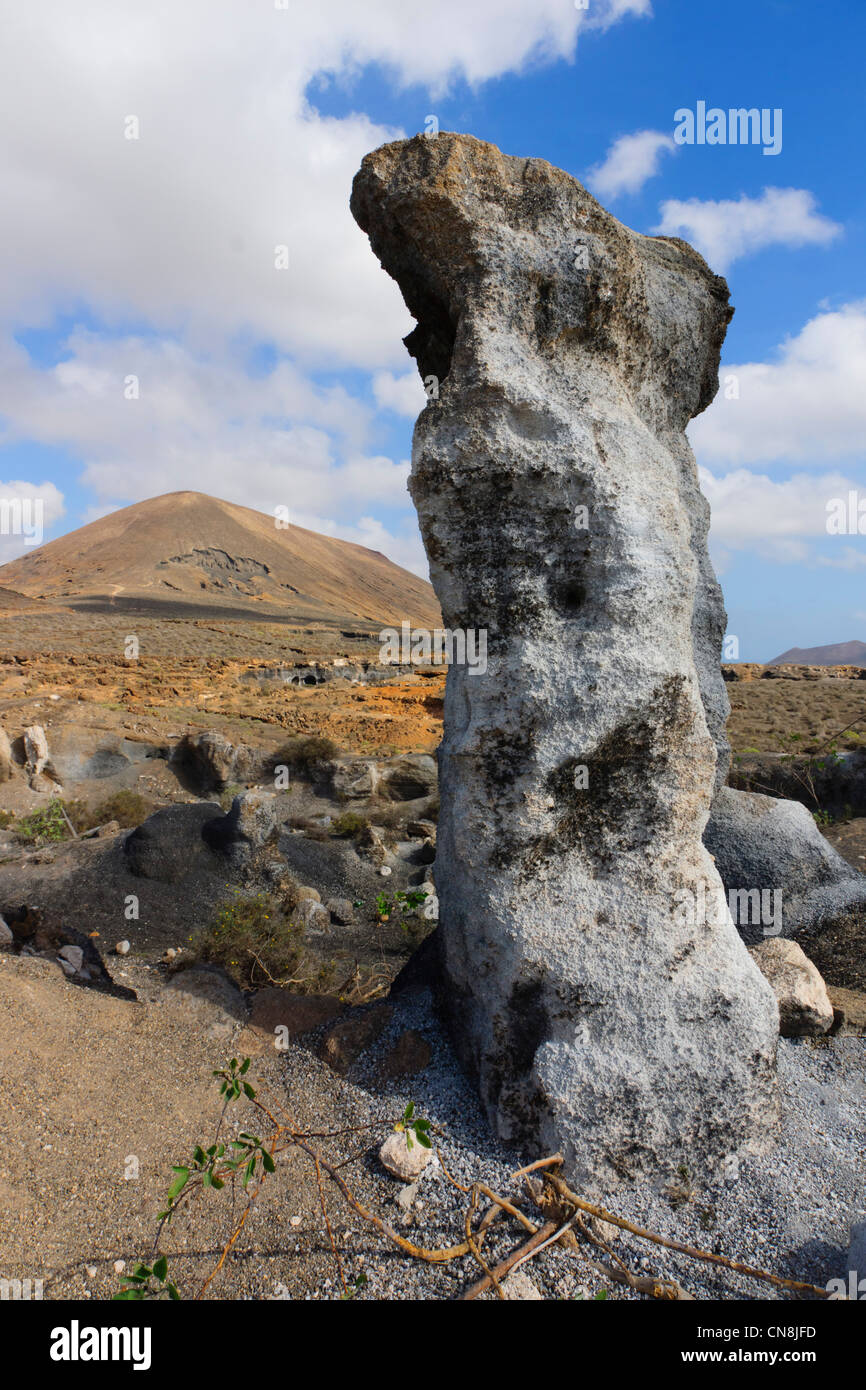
[116,1255,179,1302]
[394,1101,431,1151]
[340,1273,368,1300]
[15,799,70,844]
[116,1058,275,1300]
[375,888,430,932]
[191,889,305,989]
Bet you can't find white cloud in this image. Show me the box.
[372,370,426,418]
[0,0,646,365]
[701,467,854,546]
[300,511,429,579]
[0,331,410,519]
[701,465,866,572]
[0,0,650,575]
[0,480,65,565]
[654,188,842,271]
[586,129,675,200]
[817,547,866,572]
[690,302,866,466]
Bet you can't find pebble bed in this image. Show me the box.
[234,989,865,1302]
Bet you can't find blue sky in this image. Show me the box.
[0,0,863,660]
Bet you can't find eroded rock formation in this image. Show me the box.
[352,133,779,1190]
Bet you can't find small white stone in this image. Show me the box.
[379,1131,432,1181]
[115,940,131,956]
[396,1182,419,1212]
[113,1260,125,1274]
[379,865,392,877]
[502,1269,543,1300]
[58,945,84,973]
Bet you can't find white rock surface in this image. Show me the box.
[293,897,330,936]
[24,724,48,782]
[0,727,13,782]
[749,939,834,1036]
[58,945,84,974]
[501,1269,544,1300]
[352,132,779,1194]
[379,1130,432,1181]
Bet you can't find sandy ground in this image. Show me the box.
[0,950,861,1303]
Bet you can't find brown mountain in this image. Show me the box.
[0,492,439,629]
[0,584,42,610]
[769,640,866,667]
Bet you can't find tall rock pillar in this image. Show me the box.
[352,134,778,1191]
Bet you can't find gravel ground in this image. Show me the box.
[1,951,862,1302]
[205,988,865,1302]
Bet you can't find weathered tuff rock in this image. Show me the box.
[24,724,49,783]
[172,730,266,793]
[352,133,778,1191]
[0,727,13,782]
[748,939,834,1036]
[705,786,866,941]
[202,790,286,862]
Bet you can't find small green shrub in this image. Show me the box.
[272,735,336,776]
[66,790,151,832]
[15,800,70,844]
[191,890,304,989]
[330,811,369,839]
[219,782,243,812]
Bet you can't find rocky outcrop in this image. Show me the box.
[724,663,866,682]
[202,790,287,863]
[328,753,438,803]
[24,724,49,784]
[748,939,834,1036]
[705,785,866,940]
[172,730,266,793]
[352,133,779,1191]
[124,802,223,882]
[0,727,13,782]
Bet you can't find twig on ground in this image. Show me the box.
[543,1173,830,1300]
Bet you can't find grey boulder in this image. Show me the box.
[705,786,866,942]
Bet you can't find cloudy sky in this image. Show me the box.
[0,0,863,659]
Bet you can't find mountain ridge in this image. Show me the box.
[769,639,866,667]
[0,492,440,630]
